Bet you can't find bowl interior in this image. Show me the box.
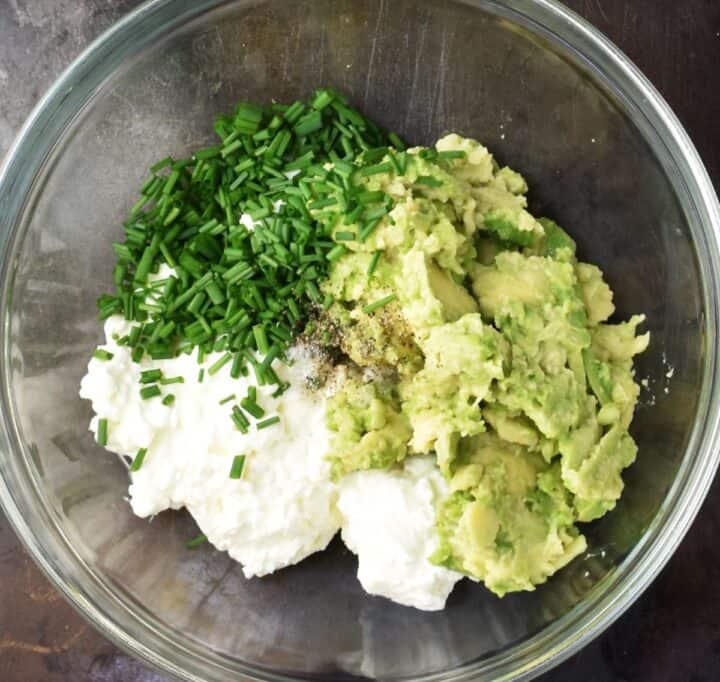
[0,0,706,678]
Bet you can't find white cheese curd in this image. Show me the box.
[239,201,283,232]
[337,456,463,611]
[239,213,258,232]
[80,315,341,578]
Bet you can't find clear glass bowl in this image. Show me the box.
[0,0,719,680]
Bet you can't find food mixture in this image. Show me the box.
[80,90,648,610]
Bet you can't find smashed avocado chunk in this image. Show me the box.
[432,435,586,595]
[402,314,506,471]
[321,133,648,597]
[326,377,411,479]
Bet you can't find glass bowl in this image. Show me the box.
[0,0,719,680]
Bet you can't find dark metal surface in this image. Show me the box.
[0,1,718,680]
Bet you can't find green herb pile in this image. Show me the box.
[97,88,404,389]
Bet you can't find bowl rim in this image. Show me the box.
[0,0,719,680]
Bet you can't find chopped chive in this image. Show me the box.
[359,217,382,241]
[419,148,438,161]
[358,162,393,177]
[294,110,323,137]
[159,376,184,385]
[140,385,162,400]
[327,244,347,262]
[198,218,219,234]
[97,418,108,446]
[264,367,282,389]
[231,405,250,432]
[150,156,173,173]
[334,231,355,241]
[149,347,174,360]
[230,352,245,379]
[344,204,364,225]
[162,394,176,406]
[130,448,147,472]
[438,150,467,160]
[312,89,335,110]
[208,352,233,376]
[287,299,300,320]
[198,368,205,383]
[355,190,385,205]
[229,454,246,479]
[306,281,321,301]
[206,281,225,305]
[253,325,270,354]
[240,397,265,419]
[93,349,114,361]
[364,204,389,221]
[367,250,382,276]
[162,168,181,195]
[362,293,396,314]
[219,393,236,405]
[285,151,315,172]
[158,242,176,268]
[415,175,443,187]
[388,152,402,175]
[260,343,281,368]
[194,146,220,160]
[157,320,176,339]
[187,292,206,315]
[272,382,290,398]
[388,132,406,150]
[140,368,163,384]
[309,197,338,210]
[221,139,243,157]
[185,533,207,549]
[256,416,280,430]
[163,205,181,226]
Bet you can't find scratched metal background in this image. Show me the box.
[0,1,719,680]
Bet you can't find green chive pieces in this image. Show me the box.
[415,175,443,187]
[229,454,246,479]
[140,369,163,384]
[94,349,114,361]
[240,397,265,419]
[367,250,382,276]
[97,418,108,446]
[231,405,250,433]
[359,161,393,177]
[140,385,162,400]
[257,416,280,430]
[208,352,233,376]
[162,394,176,406]
[438,150,467,160]
[186,533,207,549]
[130,447,147,472]
[362,293,397,314]
[159,376,185,385]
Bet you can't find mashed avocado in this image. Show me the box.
[319,133,648,596]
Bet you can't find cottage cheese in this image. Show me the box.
[337,456,463,611]
[80,316,340,578]
[80,316,461,608]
